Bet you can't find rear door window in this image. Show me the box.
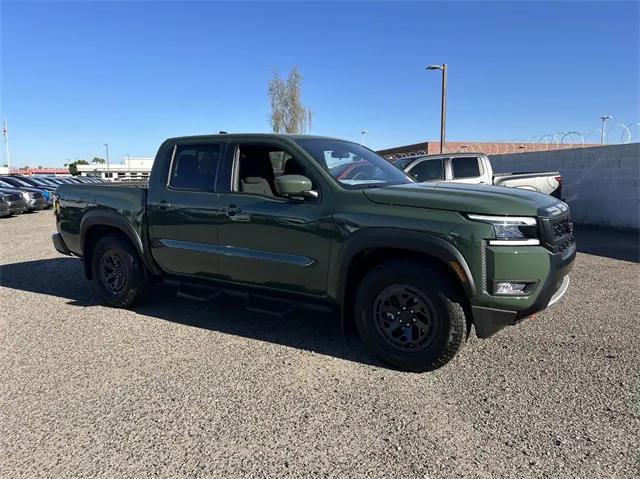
[451,157,481,179]
[169,144,221,191]
[409,159,445,182]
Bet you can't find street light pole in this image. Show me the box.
[427,64,447,153]
[3,117,10,172]
[104,143,110,180]
[600,116,612,146]
[361,130,367,145]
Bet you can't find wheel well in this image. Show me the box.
[342,248,471,333]
[83,225,136,279]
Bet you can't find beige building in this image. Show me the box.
[77,157,154,181]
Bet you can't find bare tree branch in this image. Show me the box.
[268,68,312,134]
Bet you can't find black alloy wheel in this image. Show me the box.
[99,250,128,296]
[373,284,439,352]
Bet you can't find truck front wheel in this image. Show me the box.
[354,260,467,372]
[91,234,149,308]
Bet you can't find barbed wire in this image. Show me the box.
[381,122,639,158]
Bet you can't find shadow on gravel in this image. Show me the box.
[0,258,383,368]
[574,225,639,263]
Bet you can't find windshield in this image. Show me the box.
[295,138,413,188]
[36,178,57,186]
[18,177,42,186]
[392,157,421,170]
[26,178,48,186]
[3,177,32,187]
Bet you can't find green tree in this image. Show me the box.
[268,68,312,134]
[68,159,89,176]
[92,157,106,164]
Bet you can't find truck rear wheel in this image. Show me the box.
[354,260,467,372]
[91,234,149,308]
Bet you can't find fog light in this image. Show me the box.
[495,282,529,296]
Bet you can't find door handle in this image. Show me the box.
[224,206,242,217]
[158,201,173,211]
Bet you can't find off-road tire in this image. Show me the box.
[91,234,149,308]
[354,260,467,372]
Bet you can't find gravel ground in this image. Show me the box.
[1,212,639,478]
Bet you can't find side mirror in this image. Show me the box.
[274,174,318,199]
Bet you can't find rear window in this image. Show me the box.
[169,144,221,191]
[409,159,445,182]
[451,157,481,178]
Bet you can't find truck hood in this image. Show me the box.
[363,182,557,216]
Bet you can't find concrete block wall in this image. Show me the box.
[490,143,640,230]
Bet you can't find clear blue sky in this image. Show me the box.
[1,1,638,167]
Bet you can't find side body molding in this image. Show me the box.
[330,228,476,305]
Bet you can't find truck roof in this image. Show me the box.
[407,152,488,160]
[163,133,349,143]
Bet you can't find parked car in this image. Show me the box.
[392,153,563,198]
[0,188,28,215]
[41,177,71,186]
[52,134,575,372]
[0,195,9,217]
[0,176,53,207]
[65,177,86,184]
[47,176,85,185]
[14,175,58,191]
[10,175,57,205]
[30,176,60,187]
[0,180,47,212]
[329,161,377,181]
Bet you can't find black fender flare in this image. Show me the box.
[332,228,476,308]
[79,210,159,277]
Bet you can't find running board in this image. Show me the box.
[176,283,223,302]
[175,282,298,317]
[244,294,298,318]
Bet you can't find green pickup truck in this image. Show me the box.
[52,134,575,371]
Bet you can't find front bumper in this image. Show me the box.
[8,200,27,215]
[52,233,73,256]
[27,198,48,211]
[472,242,576,338]
[548,275,570,307]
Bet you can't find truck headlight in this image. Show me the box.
[468,214,540,246]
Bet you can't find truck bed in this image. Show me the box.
[493,171,561,198]
[54,182,149,256]
[493,171,559,179]
[77,181,149,189]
